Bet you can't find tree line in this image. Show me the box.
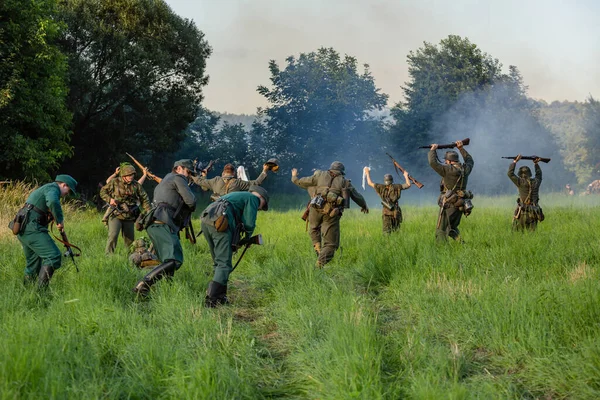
[2,0,598,196]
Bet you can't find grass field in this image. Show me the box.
[1,188,599,399]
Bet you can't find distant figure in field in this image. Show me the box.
[428,140,474,242]
[565,184,575,196]
[292,161,369,267]
[585,180,600,195]
[363,167,411,234]
[133,159,196,296]
[507,154,544,231]
[191,162,270,201]
[100,163,151,254]
[10,175,78,288]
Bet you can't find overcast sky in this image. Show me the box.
[165,0,599,115]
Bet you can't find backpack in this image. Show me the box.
[200,199,230,232]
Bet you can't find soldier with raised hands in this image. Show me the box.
[192,162,271,201]
[428,140,474,242]
[133,159,196,296]
[292,161,368,267]
[10,175,78,288]
[508,154,544,231]
[100,162,151,254]
[364,167,411,233]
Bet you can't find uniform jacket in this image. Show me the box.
[219,191,261,240]
[508,163,542,204]
[192,172,267,199]
[428,148,474,192]
[292,169,367,209]
[25,182,64,226]
[374,183,410,209]
[152,173,196,232]
[100,177,151,220]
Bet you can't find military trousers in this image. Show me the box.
[382,209,402,234]
[201,222,233,285]
[105,217,135,254]
[17,221,62,278]
[308,208,341,266]
[512,206,538,232]
[146,223,184,265]
[436,205,463,242]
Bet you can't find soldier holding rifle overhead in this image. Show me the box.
[363,167,411,234]
[506,154,545,231]
[427,139,474,243]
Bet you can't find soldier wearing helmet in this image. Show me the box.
[428,140,474,242]
[292,161,369,267]
[100,162,152,254]
[191,161,271,201]
[363,167,411,233]
[508,154,544,231]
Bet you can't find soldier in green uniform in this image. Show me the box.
[292,162,369,267]
[201,186,269,307]
[508,154,544,231]
[100,163,151,254]
[13,175,78,287]
[132,159,196,295]
[428,140,474,242]
[363,167,411,233]
[192,163,270,201]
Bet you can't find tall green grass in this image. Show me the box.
[1,187,599,398]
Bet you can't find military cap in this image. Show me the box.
[249,185,269,211]
[174,159,196,175]
[55,174,78,196]
[444,151,459,162]
[329,161,345,174]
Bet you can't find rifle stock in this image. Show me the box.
[385,153,424,189]
[126,152,162,183]
[419,138,470,149]
[59,229,80,272]
[501,156,551,163]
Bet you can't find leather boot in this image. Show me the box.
[205,280,228,308]
[132,260,177,295]
[37,265,54,289]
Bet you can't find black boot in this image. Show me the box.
[132,260,177,295]
[23,274,37,286]
[205,280,228,308]
[37,265,54,289]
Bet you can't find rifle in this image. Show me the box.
[419,138,470,149]
[501,156,551,163]
[51,223,81,272]
[231,234,263,273]
[385,153,425,189]
[126,152,162,183]
[194,159,217,176]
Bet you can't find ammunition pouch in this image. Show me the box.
[515,199,544,222]
[200,199,230,232]
[9,206,30,235]
[310,195,325,209]
[136,206,157,231]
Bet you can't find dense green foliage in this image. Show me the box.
[0,0,72,181]
[254,47,389,172]
[1,190,600,398]
[56,0,211,188]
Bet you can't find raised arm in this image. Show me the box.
[363,167,375,188]
[507,154,521,186]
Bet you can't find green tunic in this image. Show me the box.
[192,172,267,200]
[201,192,261,285]
[17,183,64,277]
[374,183,410,233]
[508,163,543,231]
[428,148,474,242]
[292,169,367,266]
[100,177,151,253]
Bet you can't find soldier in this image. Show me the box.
[192,162,270,201]
[101,164,148,225]
[100,163,151,254]
[201,186,269,307]
[12,175,78,288]
[128,238,160,269]
[428,140,474,242]
[508,154,544,231]
[132,159,196,295]
[292,161,369,267]
[363,167,411,233]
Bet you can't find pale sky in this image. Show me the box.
[166,0,600,115]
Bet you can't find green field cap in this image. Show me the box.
[55,174,78,196]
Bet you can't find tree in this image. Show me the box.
[582,97,600,180]
[56,0,211,189]
[0,0,72,181]
[255,47,388,174]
